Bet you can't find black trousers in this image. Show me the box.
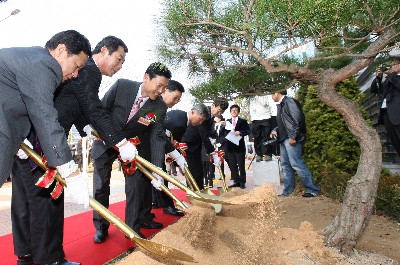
[186,149,204,189]
[227,151,246,184]
[92,149,117,232]
[384,110,400,157]
[11,157,65,264]
[93,148,153,234]
[251,119,272,157]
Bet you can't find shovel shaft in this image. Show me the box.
[136,163,189,210]
[20,143,67,187]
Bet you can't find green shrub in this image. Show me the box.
[301,78,365,197]
[376,170,400,221]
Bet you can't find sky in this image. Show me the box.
[0,0,194,109]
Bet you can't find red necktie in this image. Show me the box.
[127,96,144,123]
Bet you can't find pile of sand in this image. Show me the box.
[116,185,398,265]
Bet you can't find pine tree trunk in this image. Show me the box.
[317,78,382,253]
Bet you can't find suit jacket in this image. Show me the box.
[53,58,125,146]
[91,79,167,168]
[181,106,215,154]
[0,47,71,186]
[372,73,400,125]
[215,122,228,152]
[164,109,188,153]
[225,117,251,153]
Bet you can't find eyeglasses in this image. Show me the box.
[172,95,181,103]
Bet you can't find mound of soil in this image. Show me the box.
[116,186,399,264]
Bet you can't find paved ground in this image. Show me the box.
[0,157,282,237]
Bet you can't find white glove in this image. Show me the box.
[64,173,90,208]
[209,137,216,145]
[165,129,171,137]
[16,139,33,159]
[216,143,222,148]
[168,149,187,172]
[211,153,221,167]
[117,139,138,162]
[56,160,78,179]
[83,124,95,140]
[151,172,163,191]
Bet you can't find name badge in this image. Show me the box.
[138,117,151,126]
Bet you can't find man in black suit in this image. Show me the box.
[225,105,251,189]
[181,99,229,189]
[91,62,171,241]
[370,54,400,157]
[214,115,229,178]
[156,102,209,216]
[12,36,132,265]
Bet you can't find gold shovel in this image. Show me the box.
[183,164,215,196]
[135,156,236,213]
[91,131,231,211]
[19,143,196,263]
[216,166,233,193]
[136,163,190,211]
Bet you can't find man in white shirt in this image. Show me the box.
[249,95,274,162]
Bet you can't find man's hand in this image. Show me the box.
[211,153,221,167]
[83,125,95,140]
[16,139,33,159]
[64,172,90,208]
[270,131,278,138]
[289,138,296,145]
[151,171,163,191]
[117,139,138,162]
[168,149,187,172]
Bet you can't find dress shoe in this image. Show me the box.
[240,183,246,189]
[228,182,240,188]
[44,259,80,265]
[302,192,317,198]
[94,229,108,243]
[17,254,33,265]
[263,155,272,161]
[141,221,163,229]
[163,206,184,216]
[208,180,213,188]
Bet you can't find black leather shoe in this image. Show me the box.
[17,254,33,265]
[163,206,184,216]
[240,183,246,189]
[44,259,80,265]
[94,229,108,243]
[228,182,240,188]
[141,221,163,229]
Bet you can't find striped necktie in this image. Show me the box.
[127,96,144,123]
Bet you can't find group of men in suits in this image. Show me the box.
[0,29,233,265]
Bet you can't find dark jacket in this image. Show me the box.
[371,73,400,125]
[225,117,251,153]
[273,96,306,143]
[164,109,188,153]
[54,58,125,147]
[181,106,215,154]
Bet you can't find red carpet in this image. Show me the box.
[0,189,189,265]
